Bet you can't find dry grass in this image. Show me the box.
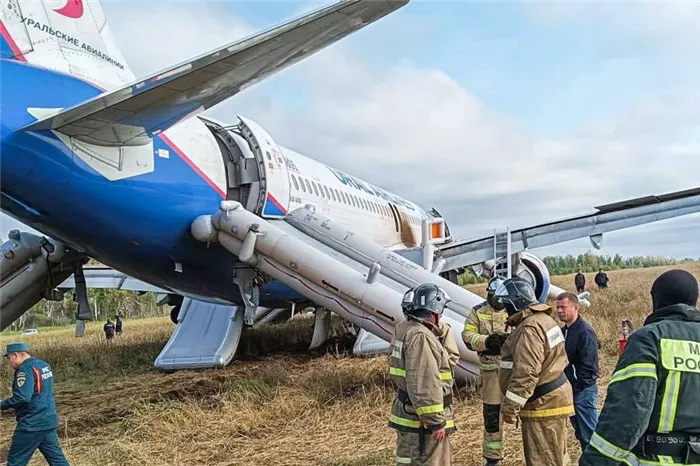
[0,263,698,465]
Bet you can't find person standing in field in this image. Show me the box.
[574,270,586,293]
[1,342,70,466]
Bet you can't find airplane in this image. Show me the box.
[1,0,699,379]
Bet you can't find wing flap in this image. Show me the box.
[21,0,409,146]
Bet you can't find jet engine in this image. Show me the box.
[0,230,80,331]
[471,252,551,303]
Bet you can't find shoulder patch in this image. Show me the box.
[546,326,565,349]
[16,373,26,387]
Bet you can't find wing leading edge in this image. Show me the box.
[437,187,700,271]
[20,0,409,146]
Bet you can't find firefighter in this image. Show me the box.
[0,342,70,466]
[495,277,574,466]
[580,269,700,465]
[462,276,509,465]
[388,283,458,466]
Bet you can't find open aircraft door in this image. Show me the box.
[237,116,290,219]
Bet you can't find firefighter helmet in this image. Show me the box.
[494,277,538,315]
[401,283,450,322]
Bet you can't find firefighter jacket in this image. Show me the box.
[499,303,574,422]
[580,304,700,466]
[388,319,456,434]
[461,301,508,372]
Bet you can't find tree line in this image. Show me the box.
[456,253,696,286]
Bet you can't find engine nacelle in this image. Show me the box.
[0,230,77,330]
[472,252,551,303]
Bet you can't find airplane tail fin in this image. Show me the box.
[0,0,135,90]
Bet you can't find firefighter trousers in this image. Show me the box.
[395,430,452,465]
[521,418,571,466]
[480,369,504,461]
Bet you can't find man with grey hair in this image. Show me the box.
[556,291,600,452]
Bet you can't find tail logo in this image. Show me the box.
[54,0,84,19]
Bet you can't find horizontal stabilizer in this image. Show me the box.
[438,187,700,271]
[20,0,409,146]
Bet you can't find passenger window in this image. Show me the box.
[312,182,320,197]
[330,188,337,202]
[305,179,312,194]
[323,185,331,199]
[291,175,299,191]
[300,178,307,192]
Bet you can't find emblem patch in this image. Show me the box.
[16,371,26,388]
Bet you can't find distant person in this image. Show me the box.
[115,316,123,336]
[103,320,115,340]
[556,292,600,452]
[594,269,608,289]
[1,342,70,466]
[580,269,700,465]
[574,270,586,293]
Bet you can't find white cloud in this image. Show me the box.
[101,2,255,77]
[525,1,700,50]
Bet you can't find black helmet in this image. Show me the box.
[494,277,538,315]
[402,283,450,322]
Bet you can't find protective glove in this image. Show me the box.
[484,333,508,352]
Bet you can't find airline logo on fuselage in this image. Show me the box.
[326,166,416,212]
[54,0,84,19]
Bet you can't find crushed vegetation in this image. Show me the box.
[0,263,698,465]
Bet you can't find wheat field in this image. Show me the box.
[1,263,698,466]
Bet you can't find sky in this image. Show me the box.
[2,0,699,259]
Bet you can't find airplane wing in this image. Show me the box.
[437,187,700,271]
[57,266,169,293]
[20,0,409,146]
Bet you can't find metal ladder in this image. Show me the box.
[493,228,512,278]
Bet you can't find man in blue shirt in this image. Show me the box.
[1,342,70,466]
[556,292,600,452]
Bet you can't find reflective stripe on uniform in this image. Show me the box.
[396,457,411,464]
[389,414,421,428]
[658,370,681,433]
[588,432,700,466]
[505,390,527,406]
[477,313,493,321]
[464,324,478,332]
[470,334,482,348]
[609,363,658,385]
[520,405,575,419]
[589,432,638,466]
[390,367,406,377]
[485,441,503,451]
[439,371,453,381]
[415,403,443,416]
[499,361,513,369]
[480,363,499,371]
[446,419,455,429]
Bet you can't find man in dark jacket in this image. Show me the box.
[575,271,586,293]
[115,316,123,336]
[1,342,70,466]
[556,292,600,451]
[580,269,700,465]
[104,320,115,340]
[594,269,609,289]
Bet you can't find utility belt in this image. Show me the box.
[633,433,700,462]
[397,388,453,409]
[528,373,568,403]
